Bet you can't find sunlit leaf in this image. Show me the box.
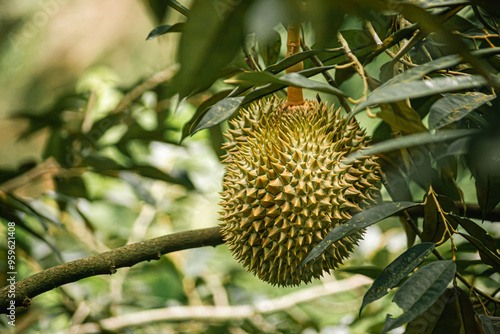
[428,92,496,130]
[343,129,479,165]
[382,260,456,334]
[352,75,491,114]
[146,23,184,40]
[360,242,435,315]
[302,202,420,267]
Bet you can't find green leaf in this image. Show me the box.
[360,242,435,315]
[421,193,458,244]
[302,201,420,267]
[352,75,490,115]
[146,23,184,40]
[189,65,339,135]
[428,92,496,130]
[406,287,480,334]
[192,97,244,134]
[174,0,254,97]
[343,129,479,165]
[453,215,497,251]
[181,89,232,141]
[381,260,456,334]
[167,0,189,16]
[479,315,500,334]
[459,232,500,272]
[409,0,477,9]
[337,266,383,280]
[227,71,346,96]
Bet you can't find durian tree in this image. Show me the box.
[1,0,500,333]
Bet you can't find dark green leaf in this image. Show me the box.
[360,242,435,315]
[479,315,500,334]
[190,65,338,135]
[181,89,232,141]
[337,266,383,280]
[302,202,420,267]
[174,0,254,97]
[352,75,490,115]
[133,166,195,190]
[459,232,500,272]
[466,134,500,217]
[192,97,244,134]
[421,193,458,244]
[227,72,346,96]
[146,23,184,40]
[167,0,189,16]
[453,215,497,251]
[344,129,479,165]
[382,260,456,334]
[410,0,478,9]
[428,92,496,130]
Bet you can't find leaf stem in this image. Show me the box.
[286,23,304,106]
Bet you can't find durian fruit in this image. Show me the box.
[219,96,380,287]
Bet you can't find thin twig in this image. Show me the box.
[300,39,352,113]
[337,32,368,104]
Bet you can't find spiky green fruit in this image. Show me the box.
[219,97,380,286]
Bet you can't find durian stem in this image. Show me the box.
[286,23,304,106]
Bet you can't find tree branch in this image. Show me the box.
[2,202,498,314]
[0,227,223,314]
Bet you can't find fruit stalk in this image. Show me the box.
[285,23,304,106]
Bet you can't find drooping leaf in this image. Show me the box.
[406,287,480,334]
[146,23,184,40]
[173,0,254,97]
[343,129,479,165]
[459,233,500,272]
[302,202,420,266]
[382,260,456,334]
[453,215,497,251]
[181,89,232,141]
[191,96,244,135]
[466,133,500,217]
[352,75,491,115]
[360,242,435,315]
[479,315,500,334]
[421,193,458,245]
[428,92,496,130]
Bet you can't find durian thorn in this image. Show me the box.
[286,22,304,107]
